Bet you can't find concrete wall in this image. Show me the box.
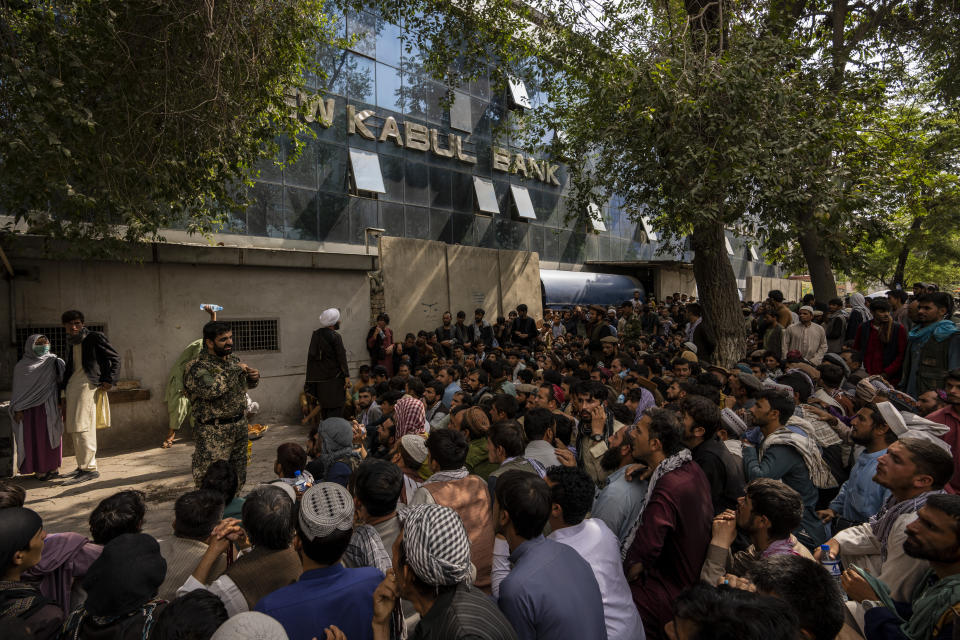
[1,247,372,449]
[744,276,804,303]
[654,266,698,300]
[380,237,543,339]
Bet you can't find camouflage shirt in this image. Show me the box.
[183,351,257,422]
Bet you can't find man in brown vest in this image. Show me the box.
[409,429,495,593]
[177,485,302,616]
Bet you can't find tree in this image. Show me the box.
[0,0,341,251]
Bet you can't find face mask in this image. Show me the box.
[618,370,629,379]
[617,393,625,404]
[33,344,50,356]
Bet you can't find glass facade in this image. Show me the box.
[225,7,776,276]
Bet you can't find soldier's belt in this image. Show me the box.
[197,412,245,426]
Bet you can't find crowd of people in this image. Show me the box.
[6,283,960,640]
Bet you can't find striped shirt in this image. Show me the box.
[412,583,517,640]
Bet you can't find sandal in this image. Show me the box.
[161,436,175,449]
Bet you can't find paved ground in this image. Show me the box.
[14,423,308,539]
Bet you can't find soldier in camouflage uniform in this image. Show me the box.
[183,321,260,488]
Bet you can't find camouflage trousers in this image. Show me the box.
[191,418,248,489]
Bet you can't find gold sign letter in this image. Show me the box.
[544,164,560,186]
[527,157,544,181]
[379,116,404,146]
[316,97,335,128]
[492,147,511,172]
[347,106,376,140]
[510,153,529,177]
[405,122,430,151]
[430,129,455,158]
[454,136,477,164]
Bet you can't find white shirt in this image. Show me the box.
[524,440,561,469]
[179,574,248,618]
[549,519,646,640]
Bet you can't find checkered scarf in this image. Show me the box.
[393,396,426,439]
[402,505,472,586]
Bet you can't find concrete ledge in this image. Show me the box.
[107,389,151,404]
[5,235,376,272]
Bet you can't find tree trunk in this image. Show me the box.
[891,215,924,288]
[797,225,838,302]
[689,220,745,367]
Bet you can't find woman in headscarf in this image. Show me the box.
[845,292,873,342]
[10,335,65,480]
[0,507,63,638]
[306,308,351,420]
[309,418,361,488]
[61,533,167,640]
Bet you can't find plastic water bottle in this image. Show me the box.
[820,545,847,601]
[201,304,224,312]
[293,470,308,493]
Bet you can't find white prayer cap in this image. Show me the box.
[318,308,340,328]
[800,305,814,313]
[298,483,354,541]
[876,402,952,453]
[211,612,288,640]
[720,408,748,437]
[875,401,908,436]
[683,341,698,354]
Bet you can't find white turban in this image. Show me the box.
[318,308,340,328]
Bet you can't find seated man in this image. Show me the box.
[522,408,561,469]
[592,424,648,547]
[816,436,954,631]
[817,403,893,531]
[680,395,745,514]
[669,584,799,640]
[156,490,226,601]
[487,421,544,496]
[255,483,383,640]
[843,494,960,640]
[544,466,645,640]
[370,505,517,640]
[409,428,494,593]
[743,554,846,640]
[179,485,302,616]
[701,478,813,585]
[347,458,404,560]
[495,471,607,640]
[624,408,713,639]
[744,389,833,548]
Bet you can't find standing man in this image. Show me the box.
[510,304,537,349]
[767,290,794,328]
[61,309,120,485]
[305,308,350,419]
[471,308,494,350]
[853,298,908,386]
[782,306,828,365]
[900,292,960,397]
[184,321,260,488]
[435,311,456,359]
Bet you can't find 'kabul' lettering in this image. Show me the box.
[286,89,561,187]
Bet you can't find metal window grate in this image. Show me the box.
[225,319,280,352]
[15,325,106,360]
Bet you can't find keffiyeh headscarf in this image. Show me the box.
[402,505,472,587]
[393,396,426,439]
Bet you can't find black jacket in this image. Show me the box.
[691,436,745,515]
[511,316,537,348]
[62,330,121,388]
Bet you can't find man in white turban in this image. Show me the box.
[305,308,351,419]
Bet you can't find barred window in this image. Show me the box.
[16,325,107,360]
[225,319,280,353]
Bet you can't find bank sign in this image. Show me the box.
[287,90,562,187]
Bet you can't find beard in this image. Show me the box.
[600,445,626,472]
[904,535,960,563]
[213,344,232,357]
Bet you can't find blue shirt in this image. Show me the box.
[498,536,607,640]
[254,564,383,640]
[592,466,648,546]
[828,448,890,525]
[442,381,461,409]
